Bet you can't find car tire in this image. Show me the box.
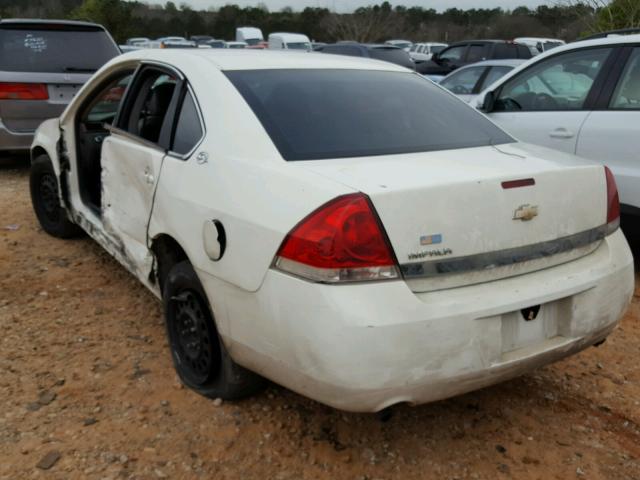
[30,154,82,238]
[163,260,265,400]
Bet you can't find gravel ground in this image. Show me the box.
[1,155,639,480]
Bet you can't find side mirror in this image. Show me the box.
[431,52,439,62]
[479,90,496,112]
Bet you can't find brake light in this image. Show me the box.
[605,166,620,232]
[0,83,48,100]
[274,193,399,283]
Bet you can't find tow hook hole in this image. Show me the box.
[521,305,541,321]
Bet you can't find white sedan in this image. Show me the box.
[29,49,633,412]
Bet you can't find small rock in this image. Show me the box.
[119,454,128,464]
[26,402,41,412]
[213,398,223,407]
[36,450,61,470]
[577,467,586,476]
[496,444,507,454]
[38,391,57,406]
[155,469,168,478]
[160,400,169,407]
[83,417,98,426]
[596,362,604,370]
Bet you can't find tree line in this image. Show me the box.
[0,0,637,44]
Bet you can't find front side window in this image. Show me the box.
[440,67,486,94]
[226,69,513,161]
[610,48,640,109]
[172,91,203,155]
[84,73,133,124]
[495,48,612,111]
[439,46,465,62]
[120,70,178,145]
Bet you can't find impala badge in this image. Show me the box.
[513,204,539,221]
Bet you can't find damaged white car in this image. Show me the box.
[29,49,634,412]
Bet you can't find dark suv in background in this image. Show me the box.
[0,19,120,152]
[417,40,532,76]
[316,43,415,70]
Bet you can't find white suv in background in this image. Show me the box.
[409,42,448,61]
[477,34,640,228]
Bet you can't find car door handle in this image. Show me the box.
[549,128,574,139]
[143,168,154,185]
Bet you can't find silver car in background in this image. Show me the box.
[0,19,120,151]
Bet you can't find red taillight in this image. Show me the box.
[0,83,48,100]
[274,193,399,283]
[605,166,620,231]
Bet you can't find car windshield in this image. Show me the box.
[0,27,118,73]
[226,69,513,161]
[287,42,310,50]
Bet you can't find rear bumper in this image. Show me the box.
[0,119,34,151]
[202,229,634,412]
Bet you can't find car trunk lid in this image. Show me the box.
[300,144,608,292]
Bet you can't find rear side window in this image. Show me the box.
[0,26,119,73]
[172,91,203,155]
[517,45,532,58]
[226,69,513,161]
[493,44,517,59]
[440,66,486,94]
[466,45,486,63]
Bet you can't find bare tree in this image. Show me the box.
[323,9,403,42]
[556,0,640,33]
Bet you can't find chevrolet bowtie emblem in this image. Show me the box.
[513,204,539,221]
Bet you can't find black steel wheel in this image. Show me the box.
[30,154,82,238]
[162,261,265,400]
[168,290,220,385]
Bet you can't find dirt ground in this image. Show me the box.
[1,155,639,480]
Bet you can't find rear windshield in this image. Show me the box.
[0,27,119,73]
[226,69,513,161]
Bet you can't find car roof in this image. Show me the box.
[269,32,310,42]
[116,49,409,72]
[0,18,104,29]
[448,40,507,46]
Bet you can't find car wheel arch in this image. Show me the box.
[150,233,191,292]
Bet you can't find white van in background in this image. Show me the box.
[514,37,565,55]
[268,32,312,51]
[236,26,264,46]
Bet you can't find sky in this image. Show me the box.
[143,0,551,13]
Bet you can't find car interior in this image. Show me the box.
[75,69,177,213]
